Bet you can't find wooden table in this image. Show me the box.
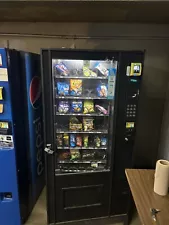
[125,169,169,225]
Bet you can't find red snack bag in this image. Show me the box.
[76,135,82,147]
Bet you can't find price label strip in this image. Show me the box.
[107,61,117,99]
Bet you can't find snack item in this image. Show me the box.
[94,136,101,147]
[56,134,63,147]
[83,61,97,77]
[70,79,82,96]
[82,150,95,160]
[101,137,107,146]
[70,149,81,160]
[95,105,108,115]
[70,134,76,147]
[83,135,89,148]
[83,100,94,114]
[95,62,109,77]
[76,135,82,147]
[83,118,94,131]
[71,101,83,113]
[55,62,69,76]
[57,82,69,96]
[58,101,69,113]
[63,134,69,147]
[58,151,70,160]
[69,117,83,131]
[96,84,108,97]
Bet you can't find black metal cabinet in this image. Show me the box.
[110,52,144,218]
[41,49,144,224]
[55,171,111,222]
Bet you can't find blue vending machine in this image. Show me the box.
[0,48,45,225]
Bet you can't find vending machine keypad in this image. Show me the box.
[126,104,137,118]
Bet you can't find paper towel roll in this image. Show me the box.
[154,160,169,196]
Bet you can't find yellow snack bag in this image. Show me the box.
[70,79,82,96]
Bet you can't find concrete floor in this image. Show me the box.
[25,189,141,225]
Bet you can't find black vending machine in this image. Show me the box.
[41,49,144,224]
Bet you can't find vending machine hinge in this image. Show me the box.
[44,144,54,154]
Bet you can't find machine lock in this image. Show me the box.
[44,144,54,154]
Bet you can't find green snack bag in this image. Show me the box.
[83,100,94,114]
[84,135,89,148]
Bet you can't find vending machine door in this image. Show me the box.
[24,52,45,210]
[42,49,119,223]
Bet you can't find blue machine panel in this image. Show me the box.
[0,49,21,225]
[0,49,44,225]
[24,52,45,207]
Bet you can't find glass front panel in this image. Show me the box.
[52,58,117,173]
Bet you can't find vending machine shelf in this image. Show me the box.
[55,75,108,80]
[56,129,109,134]
[57,146,107,150]
[55,95,109,100]
[56,113,109,117]
[57,160,107,164]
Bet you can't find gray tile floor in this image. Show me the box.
[25,189,141,225]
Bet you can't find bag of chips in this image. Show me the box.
[63,134,69,147]
[57,82,69,96]
[70,134,76,147]
[76,135,82,147]
[56,134,63,147]
[83,118,94,131]
[83,135,89,148]
[95,62,109,77]
[82,150,95,160]
[94,136,101,148]
[83,100,94,114]
[70,79,82,96]
[70,149,81,160]
[55,62,69,76]
[58,151,70,160]
[71,101,83,113]
[58,101,69,113]
[69,117,83,131]
[95,104,108,115]
[96,84,108,97]
[83,61,97,77]
[101,136,107,146]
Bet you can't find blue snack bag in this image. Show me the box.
[55,62,69,76]
[71,101,83,113]
[57,82,69,96]
[58,101,69,113]
[101,137,107,146]
[94,62,109,77]
[96,84,108,97]
[70,134,76,147]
